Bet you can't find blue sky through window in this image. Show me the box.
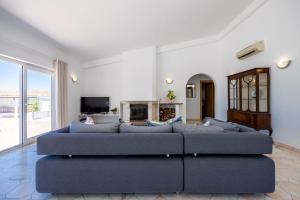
[0,60,51,92]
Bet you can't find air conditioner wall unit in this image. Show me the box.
[236,41,264,60]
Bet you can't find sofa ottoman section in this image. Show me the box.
[36,156,183,194]
[184,155,275,193]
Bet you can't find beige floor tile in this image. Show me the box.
[84,194,111,200]
[211,194,238,200]
[56,194,85,200]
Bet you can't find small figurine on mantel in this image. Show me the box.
[110,107,118,114]
[166,90,176,103]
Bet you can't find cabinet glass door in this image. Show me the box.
[241,75,256,112]
[259,73,268,112]
[229,79,239,109]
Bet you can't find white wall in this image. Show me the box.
[220,0,300,148]
[121,46,157,101]
[82,0,299,148]
[186,74,212,120]
[157,42,224,121]
[0,7,82,123]
[82,62,123,110]
[83,46,157,111]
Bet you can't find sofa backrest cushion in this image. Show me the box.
[37,132,183,155]
[202,117,239,132]
[183,131,273,154]
[120,123,172,133]
[69,121,119,133]
[232,123,256,132]
[173,123,224,134]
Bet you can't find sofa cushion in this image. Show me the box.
[69,121,119,133]
[120,124,172,133]
[37,132,183,155]
[232,123,256,132]
[173,123,224,133]
[202,117,240,132]
[183,132,273,154]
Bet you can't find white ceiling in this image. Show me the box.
[0,0,254,61]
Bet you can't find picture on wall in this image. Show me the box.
[186,84,196,98]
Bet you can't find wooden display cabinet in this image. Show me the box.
[227,68,272,133]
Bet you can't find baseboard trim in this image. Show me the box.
[274,142,300,153]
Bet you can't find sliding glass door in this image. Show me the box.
[0,60,22,151]
[0,57,54,151]
[25,68,52,141]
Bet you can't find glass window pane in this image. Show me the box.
[26,69,52,139]
[229,79,239,109]
[242,75,256,112]
[0,60,21,151]
[259,73,268,112]
[249,76,256,112]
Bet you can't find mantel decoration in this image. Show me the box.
[186,84,196,98]
[166,90,176,102]
[110,107,118,114]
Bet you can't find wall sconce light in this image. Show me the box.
[166,78,174,84]
[71,74,78,83]
[277,58,291,69]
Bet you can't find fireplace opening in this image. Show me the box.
[130,104,148,121]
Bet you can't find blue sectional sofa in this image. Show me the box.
[36,121,275,194]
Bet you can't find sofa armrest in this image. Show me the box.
[183,132,273,155]
[37,132,183,156]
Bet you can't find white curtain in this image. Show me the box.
[54,59,69,128]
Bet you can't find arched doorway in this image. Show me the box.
[186,74,215,124]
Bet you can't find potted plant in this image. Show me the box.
[110,107,118,114]
[166,90,176,102]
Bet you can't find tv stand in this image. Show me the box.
[79,113,120,123]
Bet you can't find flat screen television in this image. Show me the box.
[80,97,109,113]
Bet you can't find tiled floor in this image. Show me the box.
[0,144,299,200]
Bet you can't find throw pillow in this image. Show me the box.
[85,116,95,124]
[231,123,256,132]
[203,117,239,132]
[173,123,224,133]
[167,116,183,124]
[146,120,166,126]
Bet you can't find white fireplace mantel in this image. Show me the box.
[120,100,183,122]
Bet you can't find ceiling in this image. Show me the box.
[0,0,254,61]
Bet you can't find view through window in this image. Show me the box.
[0,59,53,151]
[0,60,21,151]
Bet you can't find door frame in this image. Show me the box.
[200,80,215,120]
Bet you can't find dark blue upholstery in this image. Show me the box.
[184,155,275,193]
[183,132,273,154]
[36,156,183,193]
[70,122,120,133]
[120,123,172,133]
[35,122,275,194]
[37,132,183,155]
